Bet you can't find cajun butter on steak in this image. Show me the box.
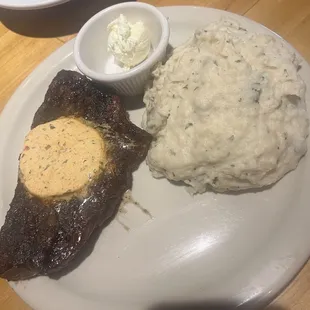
[0,70,152,281]
[20,118,107,198]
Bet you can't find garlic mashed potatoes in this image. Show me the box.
[142,19,309,193]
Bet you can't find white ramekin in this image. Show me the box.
[74,2,170,96]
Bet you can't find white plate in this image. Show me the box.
[0,0,69,10]
[1,6,310,310]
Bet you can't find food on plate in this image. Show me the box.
[20,118,106,198]
[142,19,309,193]
[107,14,151,70]
[0,70,152,281]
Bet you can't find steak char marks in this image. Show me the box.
[0,70,152,281]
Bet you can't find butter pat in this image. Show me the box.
[107,14,151,69]
[20,118,106,198]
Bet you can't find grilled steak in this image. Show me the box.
[0,70,152,281]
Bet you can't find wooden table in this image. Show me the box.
[1,0,310,309]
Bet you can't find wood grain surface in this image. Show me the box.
[1,0,310,309]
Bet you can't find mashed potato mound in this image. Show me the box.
[142,19,309,193]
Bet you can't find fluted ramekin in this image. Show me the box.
[74,2,170,96]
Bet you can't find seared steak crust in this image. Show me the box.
[0,70,151,280]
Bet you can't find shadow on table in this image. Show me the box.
[149,301,286,310]
[0,0,133,38]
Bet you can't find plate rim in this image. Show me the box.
[1,5,310,310]
[0,0,69,10]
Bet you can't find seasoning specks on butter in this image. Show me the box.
[20,117,107,198]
